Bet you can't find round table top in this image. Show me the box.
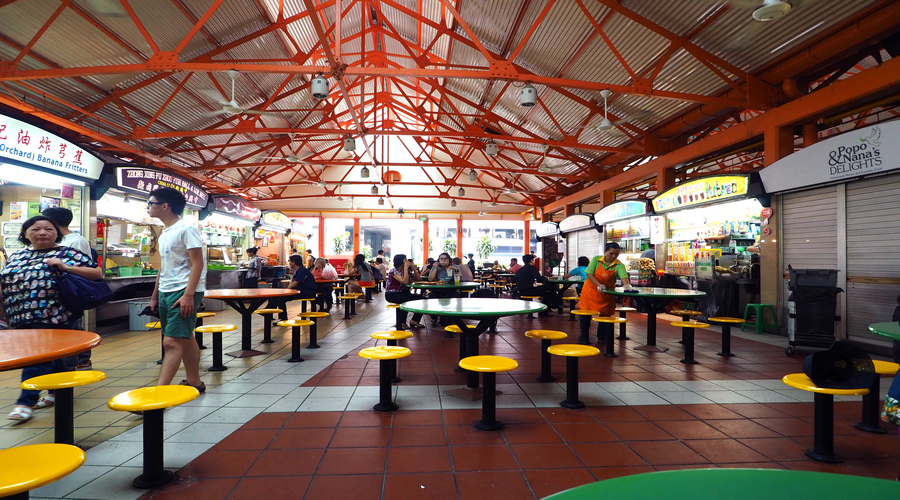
[411,281,479,289]
[400,298,547,317]
[0,329,101,371]
[204,288,301,300]
[0,443,85,497]
[542,468,898,500]
[602,287,707,298]
[868,322,900,341]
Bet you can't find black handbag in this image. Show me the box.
[56,272,114,312]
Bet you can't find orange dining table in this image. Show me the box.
[0,329,101,371]
[204,288,301,357]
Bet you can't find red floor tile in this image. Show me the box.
[737,437,809,461]
[523,468,596,499]
[707,418,783,439]
[227,476,312,500]
[680,404,744,420]
[284,411,342,428]
[145,478,239,500]
[539,407,598,423]
[179,451,262,479]
[655,420,728,440]
[391,425,448,447]
[569,442,647,467]
[442,409,484,426]
[392,409,445,426]
[720,404,789,419]
[752,417,814,437]
[211,429,278,451]
[317,447,387,475]
[843,457,900,480]
[552,423,618,443]
[246,449,324,477]
[446,424,508,446]
[502,423,563,444]
[590,465,656,481]
[387,445,453,473]
[450,445,520,471]
[304,474,384,500]
[338,410,393,427]
[455,470,535,500]
[604,421,674,441]
[238,413,290,430]
[267,427,335,449]
[586,406,648,422]
[510,443,584,469]
[632,405,697,421]
[627,441,710,466]
[682,439,770,463]
[383,472,459,500]
[330,426,391,448]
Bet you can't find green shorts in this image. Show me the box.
[159,289,204,339]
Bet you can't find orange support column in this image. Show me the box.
[457,218,464,259]
[423,219,430,262]
[564,203,576,218]
[317,216,325,257]
[760,124,795,333]
[352,218,360,256]
[523,219,530,255]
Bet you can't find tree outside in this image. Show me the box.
[476,235,495,262]
[442,238,457,256]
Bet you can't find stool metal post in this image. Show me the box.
[342,298,352,320]
[475,372,501,430]
[579,315,591,344]
[374,360,398,412]
[387,338,402,383]
[350,298,357,315]
[194,316,208,349]
[536,339,556,382]
[208,332,226,372]
[525,298,534,319]
[395,308,403,330]
[718,324,734,357]
[807,392,841,463]
[261,314,274,344]
[288,326,304,363]
[602,323,617,358]
[307,319,319,348]
[617,310,630,340]
[681,326,698,364]
[54,387,75,445]
[561,357,583,409]
[134,409,172,488]
[854,377,887,434]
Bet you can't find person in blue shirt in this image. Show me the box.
[564,256,590,293]
[274,254,317,321]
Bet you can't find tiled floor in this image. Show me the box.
[1,293,898,499]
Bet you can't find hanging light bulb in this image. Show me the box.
[343,135,356,151]
[468,169,477,182]
[371,185,379,195]
[450,199,457,208]
[361,166,370,178]
[519,83,537,107]
[311,75,329,99]
[485,141,498,156]
[378,197,384,206]
[458,187,465,197]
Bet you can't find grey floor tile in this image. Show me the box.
[31,465,114,499]
[66,466,145,500]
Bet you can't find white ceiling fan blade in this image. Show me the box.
[85,0,128,18]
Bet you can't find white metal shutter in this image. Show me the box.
[845,173,900,344]
[565,229,601,273]
[781,186,838,326]
[566,234,578,273]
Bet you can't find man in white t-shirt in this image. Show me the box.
[148,187,207,393]
[42,207,94,370]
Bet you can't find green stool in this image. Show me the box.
[741,303,778,334]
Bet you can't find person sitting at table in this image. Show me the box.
[385,254,424,329]
[1,215,101,422]
[576,242,634,344]
[514,254,558,317]
[452,257,474,282]
[244,247,264,288]
[311,257,337,312]
[343,261,362,295]
[281,254,317,320]
[427,253,462,324]
[564,256,591,293]
[508,258,522,273]
[375,257,387,281]
[353,254,377,294]
[421,257,436,277]
[466,254,476,276]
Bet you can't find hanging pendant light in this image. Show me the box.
[485,141,498,156]
[450,199,457,208]
[378,197,384,206]
[371,185,379,195]
[311,75,329,99]
[519,83,537,107]
[361,166,370,178]
[457,187,465,197]
[468,169,477,182]
[343,135,356,151]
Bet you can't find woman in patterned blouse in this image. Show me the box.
[0,215,101,423]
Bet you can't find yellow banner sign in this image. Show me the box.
[652,175,749,212]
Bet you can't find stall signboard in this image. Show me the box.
[261,211,291,230]
[652,175,749,212]
[649,215,666,245]
[116,166,208,209]
[0,113,103,180]
[213,196,260,222]
[760,121,900,193]
[535,221,560,237]
[594,200,649,225]
[558,213,598,234]
[605,217,649,240]
[695,254,715,280]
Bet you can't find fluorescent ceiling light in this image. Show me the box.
[0,163,86,188]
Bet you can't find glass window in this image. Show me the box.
[324,218,353,257]
[463,220,526,264]
[293,217,320,255]
[360,219,393,261]
[429,219,458,258]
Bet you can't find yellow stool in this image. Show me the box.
[782,373,869,464]
[362,285,377,302]
[194,312,216,349]
[297,311,329,348]
[0,443,85,499]
[145,321,161,329]
[359,346,412,411]
[520,295,542,319]
[146,322,167,366]
[295,297,316,313]
[592,316,627,357]
[343,293,362,316]
[21,371,106,445]
[338,295,357,319]
[562,297,580,318]
[571,309,599,343]
[671,320,709,364]
[458,355,518,431]
[547,344,600,409]
[446,324,478,363]
[707,317,744,357]
[856,360,900,434]
[194,324,236,372]
[371,331,414,382]
[614,306,637,339]
[671,309,703,321]
[525,330,568,382]
[277,319,314,363]
[253,308,284,344]
[108,385,200,488]
[386,303,403,330]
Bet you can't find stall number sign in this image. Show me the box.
[214,196,260,222]
[0,113,103,179]
[695,255,714,280]
[116,166,208,209]
[262,211,292,230]
[652,175,749,212]
[649,216,666,245]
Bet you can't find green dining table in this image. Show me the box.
[542,468,898,500]
[400,298,546,398]
[411,281,480,297]
[868,322,900,340]
[602,287,706,352]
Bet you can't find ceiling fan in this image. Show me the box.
[477,202,485,216]
[82,0,128,17]
[596,90,653,133]
[313,166,327,187]
[204,70,291,117]
[714,0,796,22]
[261,133,315,163]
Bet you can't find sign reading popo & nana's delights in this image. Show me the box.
[652,175,749,212]
[760,121,899,193]
[0,113,103,179]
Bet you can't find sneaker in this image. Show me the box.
[75,361,93,371]
[180,380,206,394]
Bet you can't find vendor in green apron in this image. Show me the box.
[576,242,634,344]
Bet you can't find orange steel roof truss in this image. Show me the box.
[0,0,894,213]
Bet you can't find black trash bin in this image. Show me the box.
[786,267,842,356]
